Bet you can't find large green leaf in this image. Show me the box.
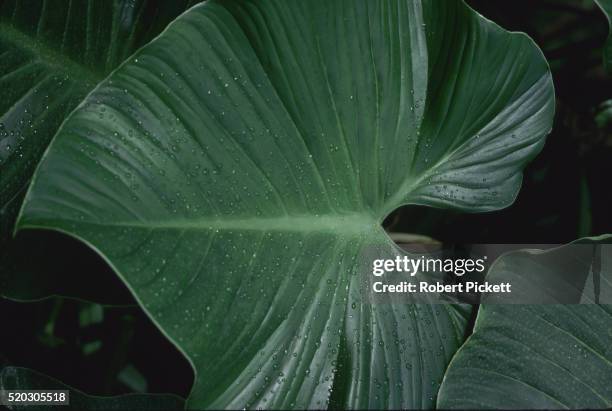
[0,0,198,299]
[438,237,612,409]
[0,366,184,410]
[17,0,554,408]
[595,0,612,71]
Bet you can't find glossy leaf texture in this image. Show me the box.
[595,0,612,71]
[0,366,184,410]
[18,0,554,409]
[438,237,612,410]
[0,0,198,299]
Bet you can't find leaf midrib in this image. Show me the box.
[22,213,381,235]
[0,21,103,85]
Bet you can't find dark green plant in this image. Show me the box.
[1,0,611,410]
[438,236,612,409]
[0,0,197,300]
[14,0,554,408]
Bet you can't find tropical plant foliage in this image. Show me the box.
[438,237,612,409]
[0,0,197,300]
[0,0,610,410]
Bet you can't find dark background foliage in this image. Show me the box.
[1,0,610,399]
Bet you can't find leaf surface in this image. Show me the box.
[438,237,612,409]
[18,0,554,408]
[0,0,197,299]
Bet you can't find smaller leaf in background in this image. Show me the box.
[117,364,147,393]
[595,99,612,129]
[0,0,200,303]
[595,0,612,70]
[78,304,104,328]
[437,236,612,410]
[0,366,184,410]
[0,298,193,399]
[37,298,64,349]
[81,341,102,357]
